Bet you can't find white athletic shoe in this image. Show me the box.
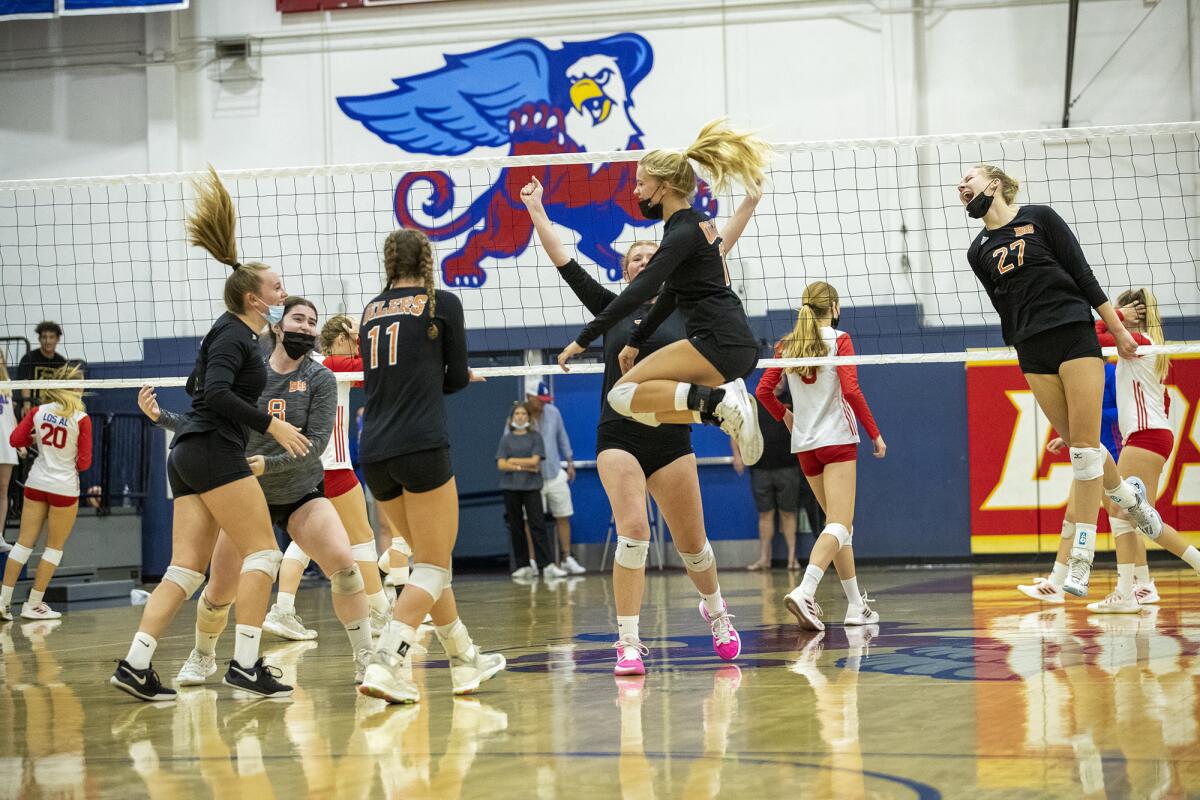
[176,649,218,686]
[714,379,763,466]
[1063,549,1093,598]
[447,648,506,695]
[1087,591,1141,614]
[511,566,537,581]
[369,606,391,639]
[843,593,880,626]
[354,648,372,685]
[20,602,61,621]
[1121,477,1164,540]
[1134,581,1160,605]
[0,538,11,554]
[784,587,825,631]
[359,650,420,704]
[1017,576,1066,604]
[543,563,568,579]
[263,605,318,641]
[0,603,11,622]
[562,555,586,575]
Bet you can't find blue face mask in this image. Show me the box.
[257,296,284,326]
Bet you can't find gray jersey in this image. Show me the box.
[159,355,336,504]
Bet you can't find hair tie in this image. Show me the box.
[232,262,242,270]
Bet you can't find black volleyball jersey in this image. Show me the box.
[358,287,470,463]
[574,208,757,352]
[173,312,273,448]
[558,259,690,428]
[967,205,1108,345]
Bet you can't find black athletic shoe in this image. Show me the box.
[222,658,294,698]
[110,659,177,702]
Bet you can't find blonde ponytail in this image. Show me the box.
[185,165,271,315]
[779,282,839,379]
[639,118,770,201]
[41,363,85,418]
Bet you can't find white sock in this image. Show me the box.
[617,615,640,643]
[841,577,864,607]
[126,632,157,670]
[26,589,44,607]
[344,617,372,655]
[0,585,12,606]
[276,592,295,612]
[1106,479,1138,509]
[1182,546,1200,572]
[367,590,389,615]
[435,619,475,659]
[674,382,691,411]
[1050,561,1068,588]
[233,625,262,669]
[1133,564,1151,585]
[700,588,724,616]
[1073,524,1097,555]
[800,564,824,598]
[378,619,418,656]
[1116,563,1135,596]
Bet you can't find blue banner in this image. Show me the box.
[60,0,187,12]
[0,0,54,20]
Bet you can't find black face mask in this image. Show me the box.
[966,184,996,219]
[638,196,663,220]
[281,331,316,360]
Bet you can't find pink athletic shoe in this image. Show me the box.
[699,600,741,661]
[613,639,648,676]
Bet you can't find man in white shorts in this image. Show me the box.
[525,381,584,575]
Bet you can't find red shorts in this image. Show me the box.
[323,469,361,499]
[797,444,858,477]
[1124,429,1174,460]
[24,487,77,508]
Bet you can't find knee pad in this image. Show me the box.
[607,383,638,418]
[1069,446,1105,481]
[392,537,413,558]
[1061,520,1077,540]
[614,536,649,570]
[163,565,205,599]
[283,541,310,569]
[408,563,451,601]
[1111,518,1137,538]
[7,543,31,566]
[330,564,365,595]
[351,541,378,563]
[631,412,661,428]
[241,549,283,580]
[679,540,715,573]
[822,523,852,549]
[40,548,62,567]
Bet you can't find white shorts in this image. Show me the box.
[541,470,574,518]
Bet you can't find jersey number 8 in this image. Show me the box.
[268,398,287,421]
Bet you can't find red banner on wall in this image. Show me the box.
[968,356,1200,553]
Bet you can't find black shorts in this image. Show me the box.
[750,466,801,513]
[689,332,758,383]
[1015,321,1102,375]
[596,419,693,478]
[268,484,325,530]
[168,430,252,498]
[362,447,453,501]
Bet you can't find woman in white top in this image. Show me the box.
[0,352,18,552]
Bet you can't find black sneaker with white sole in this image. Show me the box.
[223,658,294,698]
[110,659,178,702]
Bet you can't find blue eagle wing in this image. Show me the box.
[337,39,551,156]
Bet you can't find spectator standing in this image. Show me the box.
[16,321,68,411]
[524,382,584,575]
[733,376,800,570]
[498,402,565,581]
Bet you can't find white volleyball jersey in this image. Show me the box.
[0,393,17,465]
[11,403,91,497]
[314,353,360,471]
[1097,327,1170,435]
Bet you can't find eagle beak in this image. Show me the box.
[569,78,613,123]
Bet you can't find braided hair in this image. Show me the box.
[382,229,439,341]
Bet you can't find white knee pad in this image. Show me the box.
[1069,446,1105,481]
[614,536,649,570]
[631,412,661,428]
[392,537,413,557]
[679,540,715,573]
[351,541,378,563]
[1061,520,1077,540]
[241,549,283,580]
[607,382,638,418]
[7,543,31,565]
[408,563,451,601]
[283,541,310,569]
[330,563,365,595]
[40,548,63,566]
[163,565,205,599]
[1110,518,1137,538]
[822,523,852,549]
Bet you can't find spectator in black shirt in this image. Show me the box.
[111,168,309,703]
[357,228,504,704]
[958,164,1163,599]
[16,321,67,411]
[556,118,770,467]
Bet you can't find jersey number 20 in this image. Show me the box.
[39,423,67,449]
